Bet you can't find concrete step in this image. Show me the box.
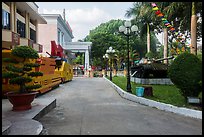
[2,98,56,135]
[8,119,43,135]
[2,119,12,135]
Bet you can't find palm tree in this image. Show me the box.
[163,2,202,55]
[191,2,197,55]
[126,2,154,54]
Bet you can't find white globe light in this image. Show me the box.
[124,20,131,27]
[131,25,138,32]
[109,47,113,51]
[119,25,125,32]
[105,54,108,58]
[106,49,110,53]
[112,49,115,53]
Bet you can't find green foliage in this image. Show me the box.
[9,77,32,85]
[27,72,43,77]
[2,58,19,63]
[84,19,159,68]
[12,46,39,59]
[2,72,19,79]
[2,46,43,93]
[112,76,201,109]
[26,84,42,91]
[198,92,202,99]
[168,52,202,100]
[145,51,158,59]
[197,51,202,61]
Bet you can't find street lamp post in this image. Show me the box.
[119,21,138,93]
[106,47,115,81]
[103,53,109,77]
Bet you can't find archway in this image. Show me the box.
[63,42,92,71]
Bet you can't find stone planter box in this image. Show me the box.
[131,77,174,85]
[187,97,201,104]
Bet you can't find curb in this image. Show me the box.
[104,77,202,119]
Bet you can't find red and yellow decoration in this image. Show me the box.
[151,2,190,55]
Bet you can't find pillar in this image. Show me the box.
[85,49,89,70]
[10,2,17,32]
[163,28,168,64]
[25,11,30,39]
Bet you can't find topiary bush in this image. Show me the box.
[168,52,202,100]
[2,46,43,94]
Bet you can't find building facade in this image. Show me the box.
[38,14,74,57]
[2,2,46,52]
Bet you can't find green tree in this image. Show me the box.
[126,2,160,57]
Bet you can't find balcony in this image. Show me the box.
[19,37,34,47]
[2,29,20,49]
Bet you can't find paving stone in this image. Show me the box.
[8,119,43,135]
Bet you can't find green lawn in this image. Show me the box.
[109,76,201,110]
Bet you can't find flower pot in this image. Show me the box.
[6,92,38,111]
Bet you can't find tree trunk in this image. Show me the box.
[147,23,151,53]
[163,28,168,64]
[190,2,197,55]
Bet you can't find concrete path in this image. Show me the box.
[39,77,202,135]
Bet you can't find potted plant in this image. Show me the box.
[2,46,43,111]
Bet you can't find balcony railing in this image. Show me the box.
[12,32,20,45]
[2,29,20,49]
[19,38,34,47]
[33,43,43,53]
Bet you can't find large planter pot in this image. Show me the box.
[6,92,38,111]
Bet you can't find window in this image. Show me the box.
[30,28,36,43]
[61,32,64,46]
[17,19,25,38]
[2,9,10,30]
[58,29,61,45]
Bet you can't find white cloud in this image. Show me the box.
[40,7,128,42]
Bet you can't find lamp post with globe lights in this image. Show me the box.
[119,20,138,93]
[106,47,116,81]
[103,53,109,77]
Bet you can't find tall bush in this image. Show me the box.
[168,52,202,100]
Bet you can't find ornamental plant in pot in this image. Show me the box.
[2,46,43,111]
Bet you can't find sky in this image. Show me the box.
[36,2,201,45]
[36,2,135,42]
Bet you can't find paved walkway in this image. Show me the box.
[38,77,202,135]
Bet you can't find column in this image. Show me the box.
[85,49,89,69]
[10,2,17,32]
[163,28,168,64]
[25,12,30,39]
[35,20,38,43]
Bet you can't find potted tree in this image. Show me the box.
[2,46,43,111]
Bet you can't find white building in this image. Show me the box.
[38,14,74,57]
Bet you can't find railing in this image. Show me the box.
[2,29,20,49]
[2,29,43,52]
[12,32,20,45]
[19,38,34,48]
[28,39,34,47]
[33,43,43,53]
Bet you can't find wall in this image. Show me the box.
[38,23,57,56]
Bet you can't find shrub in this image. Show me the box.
[2,46,43,93]
[168,52,202,100]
